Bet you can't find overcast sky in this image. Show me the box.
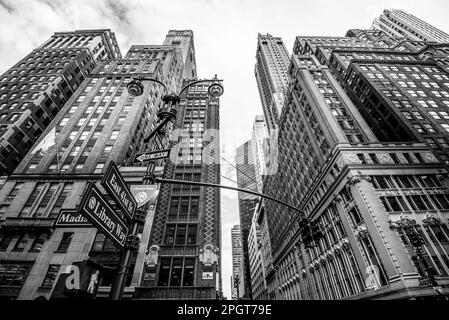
[1,0,449,299]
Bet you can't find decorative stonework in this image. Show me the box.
[144,245,160,268]
[342,153,362,165]
[348,176,362,185]
[376,153,395,164]
[422,213,442,226]
[354,225,369,240]
[199,244,219,267]
[421,152,438,164]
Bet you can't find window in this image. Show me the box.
[49,184,72,218]
[19,183,45,217]
[381,196,409,212]
[157,258,196,287]
[0,234,14,251]
[94,163,105,174]
[41,265,60,288]
[56,232,73,252]
[30,234,47,252]
[348,207,363,225]
[13,234,30,252]
[34,183,59,217]
[110,130,119,140]
[0,262,32,287]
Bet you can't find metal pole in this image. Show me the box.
[110,222,139,300]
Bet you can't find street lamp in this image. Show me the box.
[126,75,224,145]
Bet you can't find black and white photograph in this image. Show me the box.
[0,0,448,317]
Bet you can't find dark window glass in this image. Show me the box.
[30,234,46,252]
[56,232,73,252]
[190,197,199,216]
[0,263,32,286]
[165,225,176,245]
[175,225,187,245]
[183,259,195,286]
[349,207,363,224]
[430,225,448,243]
[0,235,13,251]
[180,197,189,215]
[169,197,179,216]
[170,258,183,286]
[14,234,29,252]
[41,265,60,288]
[157,258,171,286]
[187,225,197,245]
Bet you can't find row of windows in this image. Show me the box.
[0,232,73,253]
[371,175,443,189]
[380,194,449,212]
[0,183,72,219]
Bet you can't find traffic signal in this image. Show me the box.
[310,221,323,239]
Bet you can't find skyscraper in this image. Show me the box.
[135,72,223,299]
[251,115,269,193]
[0,29,121,176]
[235,140,259,299]
[0,29,221,301]
[163,30,197,80]
[372,9,449,43]
[255,34,290,130]
[259,25,449,300]
[231,225,242,298]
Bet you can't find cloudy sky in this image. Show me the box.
[1,0,449,299]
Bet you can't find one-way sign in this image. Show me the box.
[134,149,171,163]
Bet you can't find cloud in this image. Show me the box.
[0,0,15,14]
[104,0,131,25]
[2,0,449,300]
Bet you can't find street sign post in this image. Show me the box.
[79,183,129,249]
[134,149,171,163]
[54,209,92,228]
[101,161,137,221]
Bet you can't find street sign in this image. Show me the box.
[130,185,159,208]
[79,183,129,249]
[134,149,171,163]
[54,209,92,228]
[101,161,137,221]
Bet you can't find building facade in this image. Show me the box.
[0,29,121,176]
[260,25,449,300]
[255,34,291,130]
[231,225,242,298]
[372,9,449,43]
[134,75,223,300]
[235,140,259,299]
[0,29,219,300]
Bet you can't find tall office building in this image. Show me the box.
[372,9,449,43]
[248,211,268,300]
[235,140,259,299]
[0,29,206,300]
[135,75,223,299]
[260,26,449,300]
[163,30,197,80]
[0,30,121,176]
[231,225,242,298]
[255,34,291,130]
[251,116,269,193]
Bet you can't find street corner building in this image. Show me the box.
[249,10,449,300]
[0,29,223,300]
